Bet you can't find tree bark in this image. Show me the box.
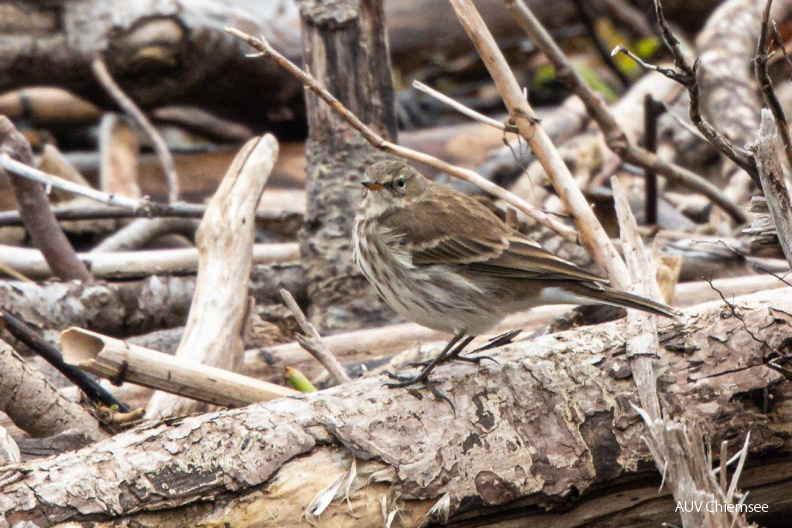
[0,339,105,441]
[297,0,399,330]
[1,290,790,526]
[0,264,306,342]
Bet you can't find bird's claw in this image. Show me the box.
[383,371,456,413]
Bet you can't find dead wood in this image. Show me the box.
[293,0,400,331]
[0,338,105,441]
[0,290,789,525]
[97,114,140,200]
[0,242,297,280]
[37,145,91,203]
[0,117,90,281]
[751,110,792,267]
[147,135,280,417]
[62,329,297,408]
[0,264,306,340]
[0,0,304,132]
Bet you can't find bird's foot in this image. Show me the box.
[384,370,455,413]
[469,329,521,354]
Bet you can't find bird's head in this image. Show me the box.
[361,160,428,213]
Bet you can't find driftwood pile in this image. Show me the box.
[0,0,792,527]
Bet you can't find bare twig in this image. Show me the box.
[756,0,792,171]
[644,95,663,226]
[618,0,759,183]
[225,26,578,243]
[0,118,91,281]
[451,0,630,286]
[412,80,512,131]
[611,177,662,419]
[0,203,296,228]
[92,58,179,203]
[0,154,142,210]
[505,0,747,223]
[0,310,129,412]
[62,328,297,408]
[280,289,351,385]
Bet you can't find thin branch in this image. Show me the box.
[0,119,91,281]
[0,310,130,412]
[0,203,296,227]
[92,58,179,203]
[280,289,351,385]
[451,0,631,286]
[412,80,512,131]
[504,0,747,224]
[639,0,758,183]
[0,154,143,210]
[225,26,578,243]
[756,0,792,171]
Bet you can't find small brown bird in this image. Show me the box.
[353,160,677,387]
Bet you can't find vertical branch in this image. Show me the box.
[611,177,662,420]
[755,0,792,171]
[751,110,792,268]
[146,135,279,418]
[643,95,663,226]
[0,117,91,281]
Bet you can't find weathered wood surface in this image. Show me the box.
[296,0,399,330]
[1,289,789,526]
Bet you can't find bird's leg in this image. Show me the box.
[386,334,472,387]
[453,329,521,364]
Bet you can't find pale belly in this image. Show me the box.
[353,222,506,335]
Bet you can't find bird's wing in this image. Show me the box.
[378,190,605,283]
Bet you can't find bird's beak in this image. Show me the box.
[362,180,384,191]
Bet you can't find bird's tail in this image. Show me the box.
[580,286,681,319]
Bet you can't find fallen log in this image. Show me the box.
[0,289,789,526]
[0,263,306,338]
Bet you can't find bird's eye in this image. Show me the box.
[396,176,406,189]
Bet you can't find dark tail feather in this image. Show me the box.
[582,287,681,319]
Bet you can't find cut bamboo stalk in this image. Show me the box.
[61,328,297,407]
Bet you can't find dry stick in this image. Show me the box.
[0,118,91,281]
[0,310,130,412]
[225,27,578,243]
[618,0,758,184]
[0,203,291,226]
[0,155,142,210]
[61,329,297,408]
[751,110,792,267]
[756,0,792,172]
[92,58,179,203]
[611,177,662,420]
[503,0,748,224]
[0,242,298,280]
[412,80,510,131]
[644,95,663,226]
[449,0,630,286]
[279,289,351,385]
[147,135,280,419]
